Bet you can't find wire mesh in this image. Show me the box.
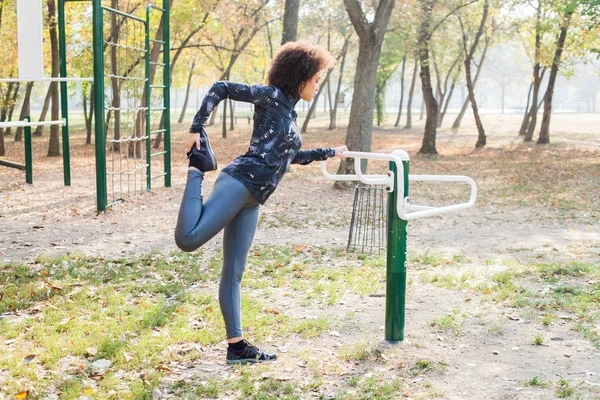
[102,8,148,207]
[347,184,387,254]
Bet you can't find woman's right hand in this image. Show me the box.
[185,133,201,154]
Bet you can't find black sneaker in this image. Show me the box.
[187,129,217,172]
[226,341,277,365]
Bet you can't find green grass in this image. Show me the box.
[0,245,412,398]
[523,375,551,388]
[430,308,466,333]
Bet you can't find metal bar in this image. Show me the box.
[93,0,107,212]
[150,151,167,158]
[150,128,166,134]
[151,172,167,180]
[385,158,409,344]
[58,0,70,186]
[150,107,166,111]
[24,117,33,184]
[149,38,165,44]
[0,77,93,83]
[150,62,166,66]
[0,160,26,170]
[150,84,166,88]
[145,6,151,191]
[101,6,146,23]
[163,0,171,188]
[0,119,66,128]
[149,4,166,12]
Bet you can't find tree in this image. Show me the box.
[47,0,60,157]
[458,0,489,148]
[538,0,576,144]
[197,0,274,137]
[336,0,395,179]
[404,56,419,129]
[417,0,439,154]
[522,1,547,141]
[394,55,407,127]
[15,82,34,141]
[281,0,300,44]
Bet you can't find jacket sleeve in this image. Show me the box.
[189,81,271,133]
[291,148,336,165]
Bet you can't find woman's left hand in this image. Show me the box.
[334,145,348,160]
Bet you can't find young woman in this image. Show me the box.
[174,41,347,364]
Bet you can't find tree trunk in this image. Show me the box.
[337,0,395,181]
[329,39,349,130]
[524,5,543,142]
[394,55,407,127]
[281,0,300,45]
[178,59,196,123]
[47,0,61,157]
[34,86,52,136]
[222,95,227,138]
[417,0,438,155]
[538,8,573,144]
[518,82,534,135]
[452,36,489,130]
[5,83,20,137]
[302,71,332,133]
[229,97,235,131]
[439,64,461,127]
[15,82,34,141]
[0,82,14,137]
[460,0,488,148]
[86,85,95,145]
[404,57,418,129]
[109,0,121,153]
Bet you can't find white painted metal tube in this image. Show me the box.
[0,77,94,83]
[398,174,477,220]
[0,119,67,128]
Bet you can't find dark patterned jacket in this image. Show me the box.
[190,81,336,204]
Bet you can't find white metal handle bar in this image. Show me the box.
[0,77,94,83]
[400,175,477,220]
[0,119,67,128]
[320,150,477,220]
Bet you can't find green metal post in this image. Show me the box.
[145,7,151,191]
[163,0,171,188]
[385,156,409,343]
[24,117,33,184]
[92,0,107,212]
[57,0,70,186]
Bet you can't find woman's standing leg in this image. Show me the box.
[220,201,277,364]
[219,201,260,339]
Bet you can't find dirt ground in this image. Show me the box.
[1,113,599,399]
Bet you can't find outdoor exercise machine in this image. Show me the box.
[0,0,171,212]
[321,150,477,344]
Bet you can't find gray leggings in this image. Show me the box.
[174,170,260,338]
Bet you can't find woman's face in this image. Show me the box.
[299,73,321,102]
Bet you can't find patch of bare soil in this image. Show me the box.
[1,113,599,398]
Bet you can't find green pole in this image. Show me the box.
[92,0,107,212]
[24,117,33,184]
[163,0,171,188]
[145,7,151,191]
[385,152,409,343]
[57,0,70,186]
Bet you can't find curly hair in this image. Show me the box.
[267,41,335,101]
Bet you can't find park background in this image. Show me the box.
[0,0,599,399]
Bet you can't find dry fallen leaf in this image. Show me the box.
[15,391,29,399]
[156,365,172,373]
